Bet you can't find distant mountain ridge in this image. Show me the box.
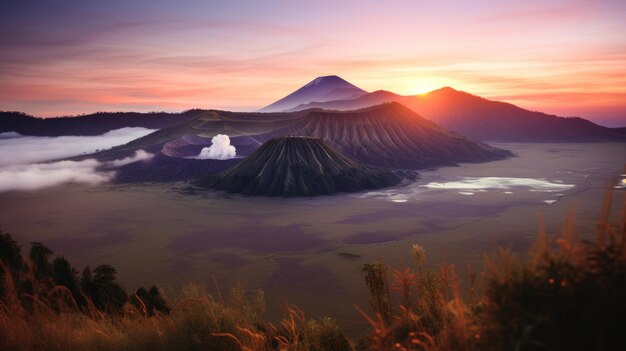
[0,110,202,137]
[258,75,367,112]
[263,78,625,142]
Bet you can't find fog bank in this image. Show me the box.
[0,150,153,193]
[0,127,155,167]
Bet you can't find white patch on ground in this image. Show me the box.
[422,177,574,192]
[356,175,578,204]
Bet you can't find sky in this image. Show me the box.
[0,0,625,127]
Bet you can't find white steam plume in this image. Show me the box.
[198,134,236,160]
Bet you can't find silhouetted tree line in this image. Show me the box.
[0,229,169,316]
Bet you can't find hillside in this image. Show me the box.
[257,102,512,169]
[197,137,403,196]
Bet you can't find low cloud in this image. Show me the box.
[0,150,153,193]
[198,134,236,160]
[0,159,113,192]
[0,127,156,167]
[0,132,22,139]
[107,149,154,167]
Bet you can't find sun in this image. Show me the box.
[398,78,454,95]
[406,81,440,95]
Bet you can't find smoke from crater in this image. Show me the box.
[198,134,236,160]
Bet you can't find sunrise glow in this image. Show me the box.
[1,0,624,126]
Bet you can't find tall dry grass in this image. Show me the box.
[0,279,349,351]
[355,190,625,351]
[1,189,624,351]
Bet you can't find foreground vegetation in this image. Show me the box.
[1,192,624,350]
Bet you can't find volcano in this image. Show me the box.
[197,137,404,196]
[259,75,367,112]
[257,102,512,169]
[102,102,511,181]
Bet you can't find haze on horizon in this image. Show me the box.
[1,0,625,127]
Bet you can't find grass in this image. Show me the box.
[353,190,625,351]
[1,191,624,350]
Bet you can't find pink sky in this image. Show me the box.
[0,0,624,126]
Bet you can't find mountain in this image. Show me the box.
[0,110,202,137]
[400,88,626,142]
[105,103,510,173]
[197,137,404,196]
[280,85,625,142]
[258,75,367,112]
[256,102,512,169]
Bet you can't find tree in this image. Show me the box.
[90,264,128,314]
[0,230,24,300]
[29,242,53,279]
[0,230,24,271]
[130,286,170,316]
[52,256,84,307]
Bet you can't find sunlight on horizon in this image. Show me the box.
[0,0,624,126]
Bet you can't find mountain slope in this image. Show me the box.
[259,75,367,112]
[257,102,512,169]
[198,137,403,196]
